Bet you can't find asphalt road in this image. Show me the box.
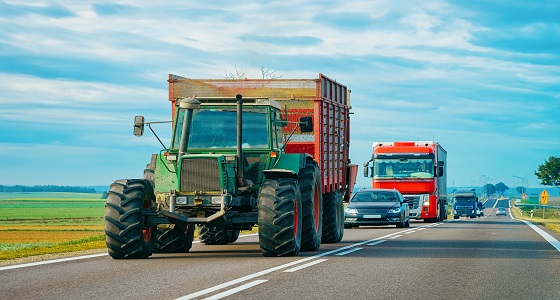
[2,201,560,300]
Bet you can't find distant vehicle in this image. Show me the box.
[363,141,447,223]
[453,189,478,219]
[476,202,484,217]
[496,207,507,216]
[344,188,410,228]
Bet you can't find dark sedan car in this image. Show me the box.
[344,188,410,228]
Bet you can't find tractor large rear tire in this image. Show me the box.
[198,225,230,245]
[104,179,156,259]
[298,160,322,251]
[321,190,344,243]
[258,178,302,257]
[154,224,194,253]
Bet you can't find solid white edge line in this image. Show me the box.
[202,280,268,300]
[0,253,108,271]
[283,259,328,272]
[335,247,363,256]
[388,235,402,240]
[520,220,560,252]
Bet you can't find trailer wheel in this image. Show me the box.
[154,224,194,253]
[321,190,344,243]
[298,160,322,251]
[258,178,302,257]
[104,179,156,259]
[198,226,230,245]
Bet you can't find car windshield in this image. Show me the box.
[352,191,400,202]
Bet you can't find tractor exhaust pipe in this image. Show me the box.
[178,97,201,158]
[236,94,245,187]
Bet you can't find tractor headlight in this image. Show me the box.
[176,196,187,204]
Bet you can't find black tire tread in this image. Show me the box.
[258,178,302,257]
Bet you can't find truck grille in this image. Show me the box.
[180,158,222,192]
[404,196,420,209]
[455,206,473,215]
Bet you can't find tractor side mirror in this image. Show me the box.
[299,116,313,133]
[133,116,145,136]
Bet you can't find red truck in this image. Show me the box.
[363,141,447,222]
[104,73,358,258]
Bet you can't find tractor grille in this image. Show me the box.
[180,158,222,192]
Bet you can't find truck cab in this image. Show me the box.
[453,189,478,219]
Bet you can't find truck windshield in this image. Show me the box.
[455,197,475,203]
[373,158,434,178]
[172,107,269,150]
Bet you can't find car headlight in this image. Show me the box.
[388,207,401,214]
[345,208,358,215]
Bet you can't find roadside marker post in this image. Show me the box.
[540,190,549,219]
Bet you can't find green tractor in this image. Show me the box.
[104,95,323,258]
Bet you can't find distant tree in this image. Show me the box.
[535,156,560,189]
[223,66,282,79]
[0,185,96,193]
[516,186,527,194]
[495,182,509,195]
[101,191,108,199]
[483,183,496,196]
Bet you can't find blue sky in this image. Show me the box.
[0,0,558,192]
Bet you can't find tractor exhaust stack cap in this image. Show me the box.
[179,97,201,109]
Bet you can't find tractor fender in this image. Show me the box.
[263,153,311,180]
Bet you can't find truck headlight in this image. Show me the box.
[420,194,430,206]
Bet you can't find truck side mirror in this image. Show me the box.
[363,161,370,177]
[437,166,444,176]
[133,116,145,136]
[299,116,313,133]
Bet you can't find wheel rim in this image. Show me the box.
[313,181,320,232]
[142,227,152,243]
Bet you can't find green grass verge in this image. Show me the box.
[511,202,560,235]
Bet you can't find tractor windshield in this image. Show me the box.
[172,107,270,150]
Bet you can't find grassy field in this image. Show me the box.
[0,192,257,262]
[511,201,560,235]
[0,192,106,261]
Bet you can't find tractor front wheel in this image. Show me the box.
[154,224,194,253]
[198,225,230,245]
